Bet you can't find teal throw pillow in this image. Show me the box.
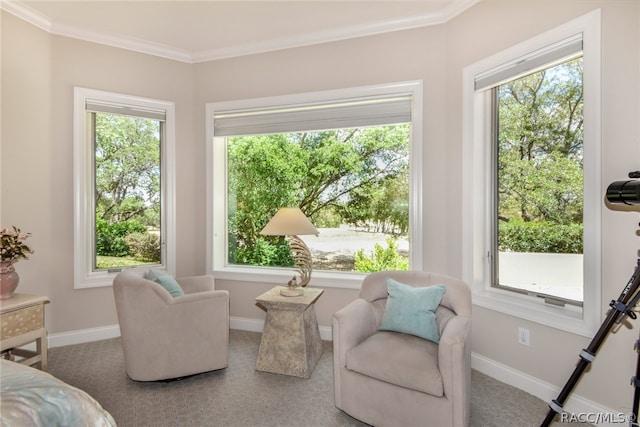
[145,269,184,297]
[379,278,446,343]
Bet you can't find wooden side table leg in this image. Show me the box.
[37,330,48,370]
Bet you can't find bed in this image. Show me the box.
[0,359,116,426]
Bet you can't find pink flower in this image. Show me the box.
[0,226,34,262]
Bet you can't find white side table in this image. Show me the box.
[0,293,50,370]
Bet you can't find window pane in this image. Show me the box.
[93,112,162,270]
[226,125,410,273]
[495,57,584,303]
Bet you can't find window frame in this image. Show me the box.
[205,81,423,289]
[73,87,176,289]
[462,10,601,337]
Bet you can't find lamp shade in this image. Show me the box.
[260,207,318,236]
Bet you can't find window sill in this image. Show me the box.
[472,285,596,338]
[74,270,120,289]
[211,266,364,290]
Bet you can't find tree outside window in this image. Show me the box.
[93,113,163,269]
[226,124,410,273]
[495,57,584,303]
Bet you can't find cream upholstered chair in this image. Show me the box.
[113,269,229,381]
[332,270,472,427]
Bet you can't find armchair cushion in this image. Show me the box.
[379,278,446,343]
[346,331,443,397]
[144,269,184,297]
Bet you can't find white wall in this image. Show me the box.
[446,0,640,412]
[1,13,198,334]
[2,0,639,414]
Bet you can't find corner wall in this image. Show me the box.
[1,12,198,334]
[445,0,640,413]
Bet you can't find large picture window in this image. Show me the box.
[463,10,601,336]
[74,88,176,288]
[206,82,423,286]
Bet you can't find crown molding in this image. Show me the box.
[50,20,193,63]
[1,0,51,32]
[191,1,480,63]
[2,0,479,64]
[1,0,193,62]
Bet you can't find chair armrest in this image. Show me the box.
[171,289,229,306]
[166,290,229,336]
[163,290,229,346]
[332,298,377,408]
[438,315,471,427]
[177,275,215,294]
[332,298,377,358]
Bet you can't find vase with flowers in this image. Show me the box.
[1,226,34,299]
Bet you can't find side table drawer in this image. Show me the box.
[1,304,44,340]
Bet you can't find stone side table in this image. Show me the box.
[255,286,324,378]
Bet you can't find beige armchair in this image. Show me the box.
[113,269,229,381]
[332,271,472,427]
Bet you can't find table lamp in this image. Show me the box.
[260,207,318,296]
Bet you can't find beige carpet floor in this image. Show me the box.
[47,329,587,427]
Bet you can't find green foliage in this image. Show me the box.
[313,207,342,228]
[497,58,583,226]
[342,173,409,234]
[231,237,294,267]
[92,112,163,268]
[94,113,161,227]
[227,133,305,258]
[95,219,146,257]
[496,58,584,253]
[354,238,409,273]
[96,255,149,269]
[498,220,583,254]
[227,125,410,267]
[125,232,161,262]
[498,152,583,224]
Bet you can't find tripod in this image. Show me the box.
[541,259,640,427]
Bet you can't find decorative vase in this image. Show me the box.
[0,261,19,300]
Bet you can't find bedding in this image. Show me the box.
[0,359,116,427]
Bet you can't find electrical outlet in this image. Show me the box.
[518,327,530,346]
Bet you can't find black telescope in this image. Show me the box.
[606,176,640,206]
[541,169,640,427]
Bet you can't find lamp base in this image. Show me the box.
[280,287,304,297]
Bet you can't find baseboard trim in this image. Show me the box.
[49,324,121,348]
[229,316,263,333]
[47,318,617,426]
[229,316,333,341]
[48,316,332,348]
[471,352,622,427]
